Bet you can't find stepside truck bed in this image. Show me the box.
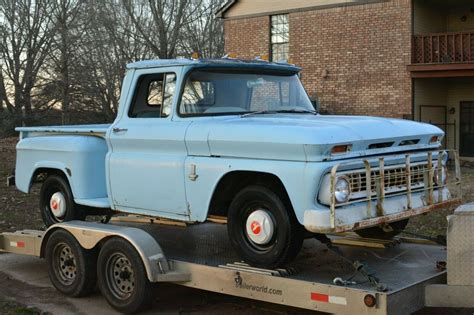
[15,124,111,208]
[0,220,447,315]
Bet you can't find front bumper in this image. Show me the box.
[303,196,461,233]
[304,150,462,233]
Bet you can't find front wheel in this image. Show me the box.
[39,174,85,227]
[227,185,305,268]
[355,219,409,239]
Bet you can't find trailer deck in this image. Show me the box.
[0,219,448,314]
[136,222,446,314]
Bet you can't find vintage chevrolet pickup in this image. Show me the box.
[14,58,461,267]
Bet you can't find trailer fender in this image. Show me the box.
[41,221,190,283]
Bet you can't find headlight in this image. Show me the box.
[434,165,448,186]
[334,176,351,203]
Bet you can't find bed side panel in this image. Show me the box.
[15,135,108,199]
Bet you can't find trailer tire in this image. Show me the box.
[45,229,97,297]
[227,185,305,268]
[355,219,409,239]
[40,174,84,227]
[97,237,153,314]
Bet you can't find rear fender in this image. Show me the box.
[15,135,108,200]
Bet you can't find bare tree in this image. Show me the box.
[0,0,56,123]
[179,0,225,58]
[121,0,205,59]
[74,0,156,119]
[48,0,84,124]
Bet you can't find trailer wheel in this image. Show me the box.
[97,237,153,313]
[45,229,97,297]
[355,219,409,239]
[227,185,305,268]
[40,174,85,227]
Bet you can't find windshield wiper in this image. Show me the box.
[241,109,318,117]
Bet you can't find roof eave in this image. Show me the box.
[215,0,237,18]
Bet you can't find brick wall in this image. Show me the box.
[223,0,413,118]
[224,16,270,59]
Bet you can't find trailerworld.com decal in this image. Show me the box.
[234,273,283,296]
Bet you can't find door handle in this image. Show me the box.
[112,127,128,133]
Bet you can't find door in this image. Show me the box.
[419,105,448,148]
[107,68,192,219]
[460,102,474,157]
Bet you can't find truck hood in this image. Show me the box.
[185,114,443,162]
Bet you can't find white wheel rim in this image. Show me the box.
[246,209,274,245]
[50,192,66,219]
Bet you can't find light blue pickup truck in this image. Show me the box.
[14,58,461,267]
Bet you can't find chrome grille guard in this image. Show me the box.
[328,150,462,230]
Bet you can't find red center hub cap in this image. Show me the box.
[49,192,66,219]
[250,221,261,235]
[245,210,274,245]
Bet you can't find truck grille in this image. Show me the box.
[347,164,427,194]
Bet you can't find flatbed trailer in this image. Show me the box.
[0,217,454,315]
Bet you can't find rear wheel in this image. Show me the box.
[39,174,85,227]
[227,185,305,268]
[97,238,153,313]
[45,229,97,297]
[355,219,409,239]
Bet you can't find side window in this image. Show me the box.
[129,72,176,118]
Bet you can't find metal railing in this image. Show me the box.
[328,150,462,230]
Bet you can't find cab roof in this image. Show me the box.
[126,58,300,73]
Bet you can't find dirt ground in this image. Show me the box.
[0,295,47,315]
[1,136,473,235]
[0,138,44,232]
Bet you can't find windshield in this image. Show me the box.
[178,71,314,116]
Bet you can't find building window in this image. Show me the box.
[271,14,289,62]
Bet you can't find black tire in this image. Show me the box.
[39,174,85,227]
[227,185,305,268]
[355,219,409,239]
[97,237,153,314]
[45,229,97,297]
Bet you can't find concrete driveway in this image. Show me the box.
[0,252,314,314]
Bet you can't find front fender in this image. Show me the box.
[184,157,326,224]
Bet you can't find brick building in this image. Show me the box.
[217,0,474,159]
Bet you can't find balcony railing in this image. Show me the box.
[412,31,474,64]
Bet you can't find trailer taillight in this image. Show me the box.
[10,241,25,248]
[364,294,376,307]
